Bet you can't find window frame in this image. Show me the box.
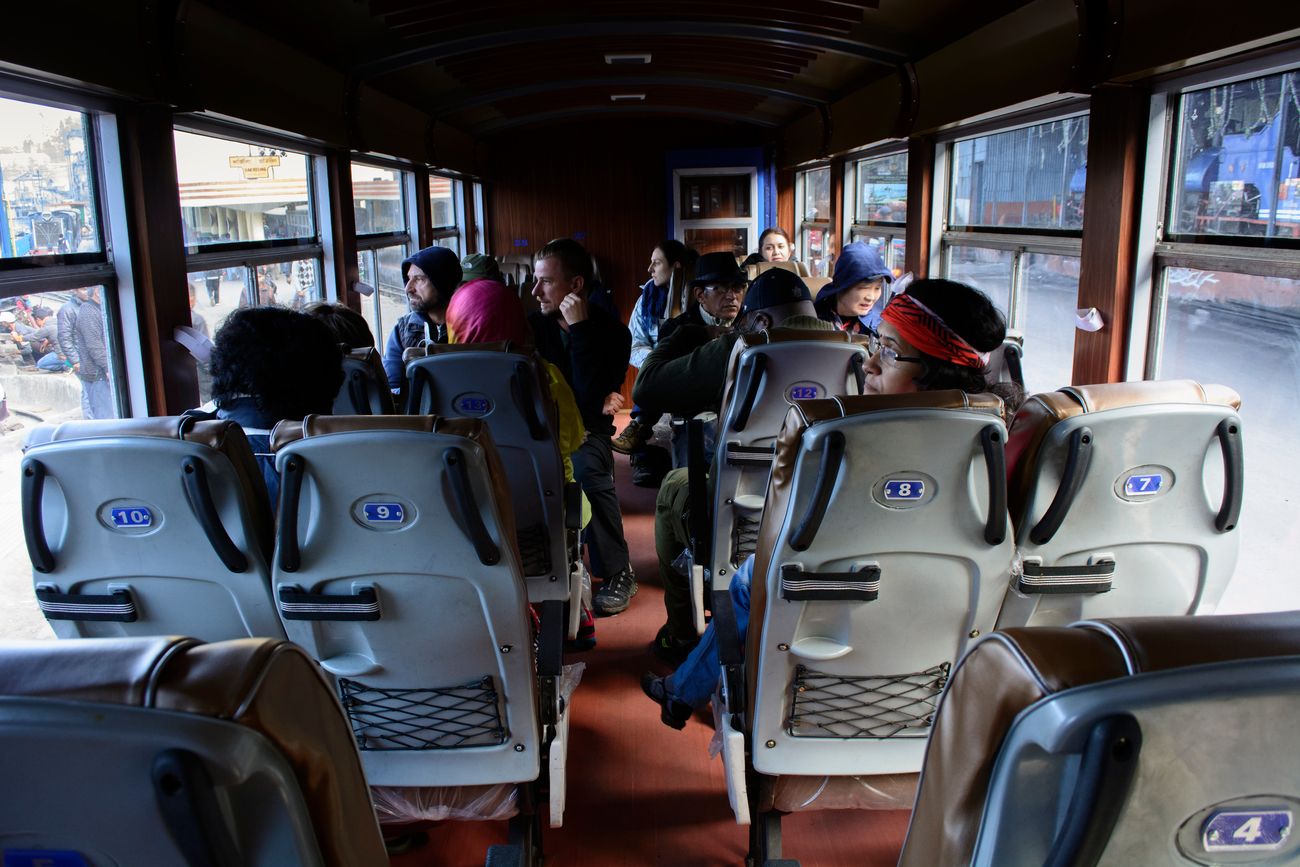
[0,83,132,416]
[794,163,831,266]
[672,166,759,255]
[844,147,909,241]
[428,171,464,253]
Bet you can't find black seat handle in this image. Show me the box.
[511,361,549,441]
[444,447,501,565]
[1029,426,1093,546]
[21,458,55,573]
[277,455,304,572]
[1214,417,1243,533]
[849,352,867,395]
[1004,342,1025,388]
[347,368,372,415]
[1044,714,1142,867]
[181,456,248,573]
[789,429,846,552]
[980,424,1008,545]
[731,353,767,432]
[404,362,435,415]
[687,417,712,564]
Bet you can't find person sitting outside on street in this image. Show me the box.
[641,278,1018,729]
[813,241,892,335]
[381,245,463,398]
[633,268,834,665]
[529,238,636,616]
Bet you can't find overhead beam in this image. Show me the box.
[473,104,782,136]
[433,75,830,115]
[354,20,910,79]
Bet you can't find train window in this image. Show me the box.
[675,168,757,258]
[1169,69,1300,242]
[942,114,1088,390]
[353,161,412,347]
[1143,63,1300,612]
[429,173,462,254]
[175,127,325,402]
[847,153,908,276]
[796,165,832,275]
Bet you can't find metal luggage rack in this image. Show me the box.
[340,676,507,750]
[786,662,950,739]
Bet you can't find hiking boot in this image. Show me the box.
[650,623,699,668]
[593,567,637,616]
[640,672,693,730]
[611,418,651,454]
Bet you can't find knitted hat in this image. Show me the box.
[739,268,811,318]
[401,245,463,296]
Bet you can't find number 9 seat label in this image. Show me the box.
[363,502,404,523]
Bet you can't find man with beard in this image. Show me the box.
[381,245,463,396]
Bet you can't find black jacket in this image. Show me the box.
[529,303,631,436]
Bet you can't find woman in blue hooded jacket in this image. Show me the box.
[813,241,893,334]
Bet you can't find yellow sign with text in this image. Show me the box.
[229,155,282,169]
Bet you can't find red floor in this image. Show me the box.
[394,430,909,866]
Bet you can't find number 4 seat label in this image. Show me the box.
[1203,809,1291,852]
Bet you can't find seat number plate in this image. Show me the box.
[789,385,820,400]
[362,502,405,523]
[1124,473,1163,496]
[109,507,153,528]
[455,393,493,415]
[883,480,925,500]
[1203,809,1292,852]
[3,852,92,867]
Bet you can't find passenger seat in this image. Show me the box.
[333,346,394,415]
[997,379,1243,628]
[22,416,282,641]
[0,635,387,866]
[900,611,1300,866]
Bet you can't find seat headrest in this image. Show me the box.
[24,416,246,453]
[792,390,1006,425]
[739,327,864,349]
[403,341,521,364]
[270,414,440,450]
[343,346,379,363]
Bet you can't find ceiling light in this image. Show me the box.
[605,53,651,65]
[610,94,646,103]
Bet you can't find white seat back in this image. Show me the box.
[22,417,281,642]
[746,392,1013,778]
[270,415,541,788]
[997,380,1243,628]
[333,347,394,415]
[697,328,869,634]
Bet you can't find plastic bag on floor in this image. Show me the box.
[769,773,919,812]
[371,783,519,825]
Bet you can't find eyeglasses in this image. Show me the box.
[866,333,924,367]
[703,284,746,297]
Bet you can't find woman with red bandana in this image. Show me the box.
[643,277,1023,728]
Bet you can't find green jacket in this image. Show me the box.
[632,315,833,418]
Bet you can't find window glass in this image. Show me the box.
[1171,70,1300,239]
[431,235,460,256]
[950,116,1088,231]
[855,153,908,224]
[678,174,751,220]
[803,227,829,277]
[852,233,908,278]
[946,246,1013,317]
[0,97,100,257]
[1019,253,1079,391]
[352,164,404,236]
[684,228,747,258]
[801,166,831,223]
[1158,268,1300,611]
[254,259,320,311]
[430,175,457,229]
[357,245,409,344]
[174,130,313,246]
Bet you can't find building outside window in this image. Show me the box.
[942,113,1089,392]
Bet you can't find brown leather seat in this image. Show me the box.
[0,635,387,866]
[900,610,1300,867]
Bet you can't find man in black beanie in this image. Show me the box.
[382,244,463,394]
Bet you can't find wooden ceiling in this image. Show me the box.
[205,0,1034,139]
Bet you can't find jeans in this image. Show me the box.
[81,378,114,419]
[666,554,753,709]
